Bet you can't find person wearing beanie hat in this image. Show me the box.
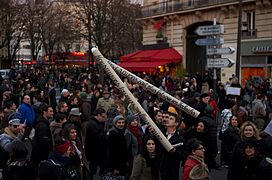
[0,113,25,168]
[112,115,125,126]
[195,93,211,118]
[106,115,129,177]
[125,114,142,162]
[38,139,80,180]
[54,140,71,155]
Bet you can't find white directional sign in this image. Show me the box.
[195,38,224,46]
[195,25,224,36]
[207,58,234,68]
[207,47,235,55]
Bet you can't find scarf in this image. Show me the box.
[127,125,142,150]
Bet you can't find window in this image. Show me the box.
[242,11,256,38]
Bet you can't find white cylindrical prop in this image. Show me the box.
[106,60,200,118]
[92,47,174,152]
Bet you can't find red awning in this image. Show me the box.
[119,61,170,72]
[119,48,182,72]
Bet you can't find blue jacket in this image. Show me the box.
[18,103,36,127]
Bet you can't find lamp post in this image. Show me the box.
[236,0,242,81]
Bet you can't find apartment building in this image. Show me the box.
[137,0,272,84]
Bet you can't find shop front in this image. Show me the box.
[241,39,272,86]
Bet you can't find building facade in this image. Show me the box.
[138,0,272,84]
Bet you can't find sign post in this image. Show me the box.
[195,19,235,96]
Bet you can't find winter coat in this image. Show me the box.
[220,109,232,134]
[222,126,240,165]
[96,97,114,113]
[182,155,208,180]
[80,100,91,122]
[85,116,106,165]
[18,102,35,127]
[0,127,24,169]
[38,152,80,180]
[130,154,159,180]
[252,99,266,119]
[160,130,186,180]
[32,116,53,166]
[106,126,128,174]
[48,87,57,114]
[3,160,35,180]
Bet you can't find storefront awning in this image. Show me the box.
[119,48,182,71]
[119,61,170,72]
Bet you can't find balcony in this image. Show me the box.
[242,29,257,39]
[141,0,253,18]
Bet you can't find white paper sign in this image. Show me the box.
[226,87,241,96]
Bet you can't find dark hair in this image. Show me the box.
[168,112,182,127]
[93,108,106,116]
[186,139,204,155]
[140,135,160,179]
[4,100,14,109]
[62,123,77,140]
[58,102,67,111]
[40,103,50,114]
[55,113,67,123]
[154,110,162,117]
[10,141,28,160]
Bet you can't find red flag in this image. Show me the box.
[153,21,164,30]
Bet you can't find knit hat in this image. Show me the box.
[200,93,210,99]
[80,92,88,100]
[126,115,139,125]
[54,141,71,155]
[112,115,125,125]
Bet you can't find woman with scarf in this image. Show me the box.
[38,136,80,180]
[182,139,210,180]
[125,115,143,178]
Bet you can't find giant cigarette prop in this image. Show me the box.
[106,60,200,118]
[92,47,174,152]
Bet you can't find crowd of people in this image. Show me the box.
[0,65,271,180]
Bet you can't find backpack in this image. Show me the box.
[38,159,79,180]
[38,159,62,180]
[189,163,210,180]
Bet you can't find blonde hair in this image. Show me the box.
[240,121,260,140]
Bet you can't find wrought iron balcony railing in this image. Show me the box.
[141,0,247,18]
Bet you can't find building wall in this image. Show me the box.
[140,0,272,84]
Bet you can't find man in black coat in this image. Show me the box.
[106,115,129,177]
[160,112,186,180]
[31,103,54,166]
[48,82,57,115]
[199,105,218,170]
[85,108,106,180]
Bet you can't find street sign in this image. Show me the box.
[207,58,234,68]
[195,38,224,46]
[207,47,235,55]
[195,25,224,36]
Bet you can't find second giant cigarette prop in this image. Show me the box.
[92,47,174,152]
[106,60,200,118]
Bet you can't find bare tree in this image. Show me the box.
[0,0,25,67]
[76,0,142,58]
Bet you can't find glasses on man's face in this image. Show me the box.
[12,125,19,128]
[196,147,205,151]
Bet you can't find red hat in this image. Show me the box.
[54,141,71,155]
